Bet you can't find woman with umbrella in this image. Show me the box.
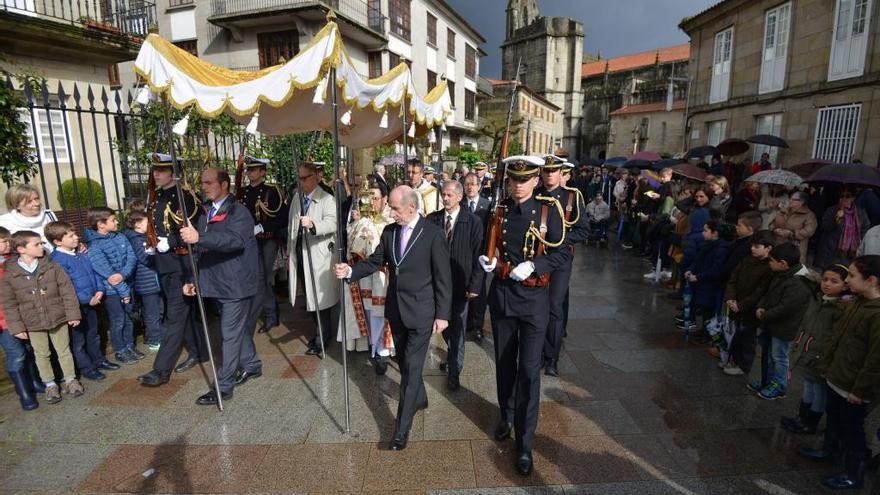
[815,188,870,268]
[771,191,817,263]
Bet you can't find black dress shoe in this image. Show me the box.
[174,357,199,373]
[139,370,171,387]
[494,420,513,441]
[544,360,559,377]
[97,360,120,371]
[305,346,323,357]
[82,369,106,381]
[417,398,429,411]
[439,362,448,372]
[372,356,388,376]
[475,329,484,342]
[389,431,409,451]
[233,369,262,387]
[516,451,534,476]
[196,390,232,405]
[257,321,271,334]
[447,375,460,391]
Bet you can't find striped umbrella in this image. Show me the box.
[744,169,803,187]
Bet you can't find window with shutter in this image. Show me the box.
[447,28,455,59]
[17,107,75,163]
[427,70,437,90]
[753,114,783,163]
[709,28,733,103]
[390,0,411,41]
[829,0,873,80]
[464,89,475,121]
[173,39,198,56]
[389,52,401,69]
[447,80,455,107]
[759,3,790,94]
[368,52,382,79]
[427,12,437,46]
[465,44,476,80]
[257,30,299,69]
[706,120,727,147]
[813,104,861,162]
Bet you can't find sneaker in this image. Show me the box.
[723,365,745,376]
[621,243,633,250]
[115,351,138,365]
[747,380,764,392]
[676,321,697,331]
[758,382,786,400]
[148,343,161,352]
[660,270,673,281]
[45,384,62,404]
[62,379,84,397]
[717,358,728,368]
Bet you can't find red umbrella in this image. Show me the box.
[787,160,834,178]
[629,151,662,162]
[671,163,708,181]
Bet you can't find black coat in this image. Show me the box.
[192,196,260,300]
[350,217,453,328]
[461,196,491,230]
[427,208,485,301]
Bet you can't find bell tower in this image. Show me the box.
[505,0,539,40]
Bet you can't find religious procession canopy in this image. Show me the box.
[133,16,452,148]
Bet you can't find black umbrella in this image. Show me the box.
[623,159,654,170]
[580,158,603,167]
[684,145,719,159]
[788,159,834,179]
[653,158,685,171]
[717,138,750,156]
[747,134,789,148]
[805,163,880,188]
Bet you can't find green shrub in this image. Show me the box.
[57,178,106,209]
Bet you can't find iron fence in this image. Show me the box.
[1,0,157,38]
[210,0,385,35]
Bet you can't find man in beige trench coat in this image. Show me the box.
[288,162,340,356]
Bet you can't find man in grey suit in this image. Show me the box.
[180,168,262,406]
[334,186,452,451]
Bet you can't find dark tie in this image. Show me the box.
[208,205,216,221]
[445,214,453,242]
[302,196,311,214]
[469,200,476,213]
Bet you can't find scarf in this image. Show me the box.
[838,203,861,256]
[9,209,51,229]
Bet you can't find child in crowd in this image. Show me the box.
[753,242,813,400]
[83,207,141,364]
[719,211,762,277]
[124,210,164,352]
[0,230,83,404]
[783,264,848,435]
[679,219,732,334]
[47,221,120,381]
[800,256,880,490]
[723,230,775,377]
[0,227,41,410]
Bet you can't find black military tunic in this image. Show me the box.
[152,183,200,275]
[240,182,285,237]
[488,192,570,455]
[535,184,588,367]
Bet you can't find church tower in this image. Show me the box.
[501,0,584,159]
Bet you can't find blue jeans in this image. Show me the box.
[140,293,165,346]
[757,330,772,388]
[803,378,827,413]
[104,295,134,353]
[0,330,27,372]
[70,305,103,373]
[770,336,792,390]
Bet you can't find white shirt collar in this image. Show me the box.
[445,205,461,225]
[211,194,230,212]
[404,215,419,230]
[55,247,77,255]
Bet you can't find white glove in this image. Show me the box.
[156,237,170,253]
[510,261,535,282]
[478,255,497,273]
[144,247,156,256]
[254,224,264,236]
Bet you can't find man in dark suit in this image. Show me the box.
[180,168,262,406]
[462,172,491,341]
[334,185,452,451]
[428,180,484,390]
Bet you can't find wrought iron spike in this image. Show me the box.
[40,79,50,106]
[57,81,67,108]
[87,85,95,105]
[100,87,109,112]
[72,83,82,109]
[23,78,33,101]
[114,88,122,113]
[126,88,133,106]
[4,74,14,90]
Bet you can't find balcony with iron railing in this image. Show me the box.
[1,0,157,38]
[208,0,385,43]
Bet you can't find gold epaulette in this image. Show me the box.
[532,195,567,247]
[560,186,584,226]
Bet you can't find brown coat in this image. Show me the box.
[772,206,818,263]
[0,257,80,334]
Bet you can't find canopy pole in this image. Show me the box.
[401,87,408,175]
[330,67,352,435]
[159,95,224,412]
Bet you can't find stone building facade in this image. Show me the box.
[580,44,690,160]
[481,79,561,156]
[500,0,583,159]
[681,0,880,167]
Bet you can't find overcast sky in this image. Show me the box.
[445,0,719,78]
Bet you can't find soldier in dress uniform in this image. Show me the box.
[478,155,571,476]
[537,155,589,377]
[139,153,208,387]
[473,162,493,201]
[239,156,286,333]
[406,158,440,216]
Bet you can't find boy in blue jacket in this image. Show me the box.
[47,221,119,380]
[84,207,141,364]
[124,210,165,352]
[682,219,733,341]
